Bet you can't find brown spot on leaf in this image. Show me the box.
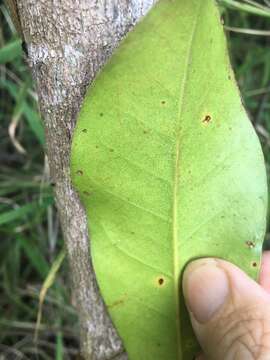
[157,277,165,286]
[252,261,257,268]
[82,128,87,133]
[76,170,83,176]
[246,241,255,249]
[161,100,166,105]
[83,191,91,197]
[203,115,212,124]
[108,295,127,309]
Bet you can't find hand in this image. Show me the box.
[183,252,270,360]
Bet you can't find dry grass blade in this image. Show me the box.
[34,249,66,343]
[8,110,26,154]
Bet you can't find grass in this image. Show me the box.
[0,0,270,358]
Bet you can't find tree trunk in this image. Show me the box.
[13,0,155,358]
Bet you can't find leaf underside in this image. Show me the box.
[71,0,267,359]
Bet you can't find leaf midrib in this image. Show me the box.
[172,2,202,358]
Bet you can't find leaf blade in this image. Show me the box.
[71,0,268,358]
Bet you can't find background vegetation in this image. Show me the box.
[0,0,269,358]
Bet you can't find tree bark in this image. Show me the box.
[13,0,155,359]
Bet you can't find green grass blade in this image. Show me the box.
[0,39,22,64]
[0,78,45,145]
[23,106,45,146]
[0,197,53,226]
[56,332,64,360]
[16,236,50,278]
[219,0,270,17]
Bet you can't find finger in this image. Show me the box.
[259,250,270,293]
[183,258,270,360]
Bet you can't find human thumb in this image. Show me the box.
[183,258,270,360]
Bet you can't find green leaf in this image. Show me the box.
[71,0,268,359]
